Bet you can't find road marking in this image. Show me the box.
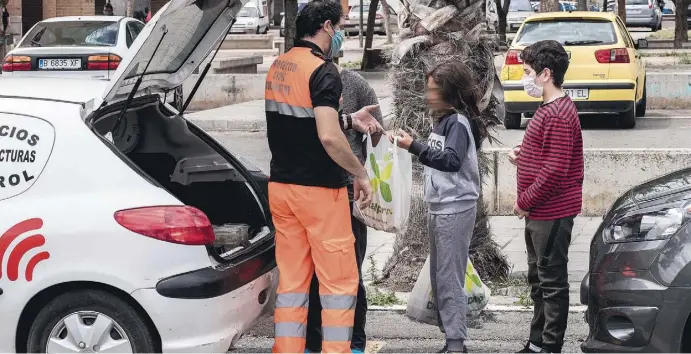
[366,341,386,353]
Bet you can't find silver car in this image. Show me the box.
[344,4,398,36]
[624,0,662,31]
[505,0,535,33]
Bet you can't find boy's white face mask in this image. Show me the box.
[521,72,544,98]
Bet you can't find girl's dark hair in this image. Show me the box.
[427,60,488,149]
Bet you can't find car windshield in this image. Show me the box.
[515,19,617,46]
[21,21,120,47]
[238,7,259,17]
[626,0,649,4]
[504,0,533,12]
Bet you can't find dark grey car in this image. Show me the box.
[581,168,691,352]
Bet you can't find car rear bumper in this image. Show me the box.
[580,271,690,353]
[503,81,636,114]
[131,268,278,353]
[230,25,259,33]
[626,16,656,26]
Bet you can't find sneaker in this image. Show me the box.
[351,349,364,354]
[440,344,468,353]
[517,342,543,353]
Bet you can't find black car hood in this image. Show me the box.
[609,167,691,213]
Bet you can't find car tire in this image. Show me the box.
[280,29,284,37]
[636,83,647,117]
[173,85,184,112]
[256,26,261,34]
[27,289,156,354]
[617,106,636,129]
[504,113,522,129]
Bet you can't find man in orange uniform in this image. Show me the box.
[265,0,380,352]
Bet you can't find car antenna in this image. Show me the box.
[110,24,169,133]
[178,19,237,115]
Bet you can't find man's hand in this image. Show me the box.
[514,202,529,219]
[354,175,373,209]
[352,104,383,134]
[508,146,521,166]
[389,129,413,150]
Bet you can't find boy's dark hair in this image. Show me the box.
[521,40,570,87]
[428,60,488,149]
[295,0,343,40]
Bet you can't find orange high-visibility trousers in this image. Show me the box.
[269,182,359,353]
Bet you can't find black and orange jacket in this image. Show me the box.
[265,40,348,188]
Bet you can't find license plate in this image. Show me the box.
[627,9,642,13]
[38,58,81,70]
[565,88,589,100]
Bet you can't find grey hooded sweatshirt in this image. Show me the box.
[409,113,481,214]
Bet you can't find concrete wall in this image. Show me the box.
[483,148,691,217]
[182,73,265,111]
[646,72,691,109]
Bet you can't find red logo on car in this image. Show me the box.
[0,218,50,282]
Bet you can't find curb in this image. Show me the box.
[368,304,587,313]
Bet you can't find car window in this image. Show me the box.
[238,7,259,17]
[504,0,533,12]
[0,114,56,202]
[126,21,145,48]
[615,18,634,47]
[626,0,649,4]
[515,19,618,46]
[21,21,119,48]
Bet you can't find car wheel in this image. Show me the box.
[256,26,261,34]
[280,29,284,37]
[173,85,184,112]
[504,113,522,129]
[636,83,647,117]
[27,289,156,354]
[617,105,636,129]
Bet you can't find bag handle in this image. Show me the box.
[365,131,401,157]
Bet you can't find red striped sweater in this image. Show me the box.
[516,96,584,220]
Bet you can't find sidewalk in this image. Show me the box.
[364,216,598,308]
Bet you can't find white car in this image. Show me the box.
[231,5,269,34]
[2,16,185,112]
[0,0,277,352]
[2,16,144,81]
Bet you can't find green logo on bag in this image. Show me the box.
[369,152,393,202]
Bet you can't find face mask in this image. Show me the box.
[521,72,544,98]
[328,24,345,58]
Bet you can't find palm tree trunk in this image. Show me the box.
[380,0,394,44]
[284,0,298,51]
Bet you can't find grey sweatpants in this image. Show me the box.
[429,207,477,351]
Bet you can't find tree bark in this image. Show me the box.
[540,0,560,12]
[361,0,381,70]
[284,0,298,51]
[577,0,588,10]
[380,0,394,44]
[602,0,608,11]
[495,0,510,49]
[618,0,626,22]
[674,0,688,48]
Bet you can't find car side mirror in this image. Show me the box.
[636,38,648,49]
[260,15,265,18]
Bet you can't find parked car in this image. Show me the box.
[344,3,398,36]
[504,0,535,33]
[279,2,308,37]
[624,0,663,31]
[580,167,691,352]
[231,5,269,34]
[2,16,184,111]
[501,11,648,129]
[0,0,278,352]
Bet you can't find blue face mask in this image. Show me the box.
[329,24,344,58]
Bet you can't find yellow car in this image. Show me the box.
[500,11,647,129]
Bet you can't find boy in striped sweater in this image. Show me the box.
[509,40,584,354]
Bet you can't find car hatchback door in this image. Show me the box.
[626,0,653,19]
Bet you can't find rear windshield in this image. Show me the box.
[515,19,617,46]
[626,0,649,4]
[21,21,120,48]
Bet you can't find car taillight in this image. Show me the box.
[114,206,215,245]
[595,48,630,63]
[87,54,121,70]
[2,55,31,72]
[505,49,523,65]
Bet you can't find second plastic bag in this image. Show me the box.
[353,133,412,233]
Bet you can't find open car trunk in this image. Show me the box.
[91,97,272,262]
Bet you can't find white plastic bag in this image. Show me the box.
[406,254,491,324]
[353,133,412,233]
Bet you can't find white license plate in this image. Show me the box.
[627,9,642,13]
[38,58,81,70]
[565,88,589,100]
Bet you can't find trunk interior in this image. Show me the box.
[91,99,271,261]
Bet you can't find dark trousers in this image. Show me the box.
[525,216,574,353]
[306,185,368,351]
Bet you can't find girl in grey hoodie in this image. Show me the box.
[391,60,491,353]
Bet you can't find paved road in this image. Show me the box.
[231,311,588,353]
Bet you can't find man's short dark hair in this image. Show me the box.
[295,0,343,39]
[521,40,570,87]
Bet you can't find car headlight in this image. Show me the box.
[603,202,690,243]
[248,20,255,25]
